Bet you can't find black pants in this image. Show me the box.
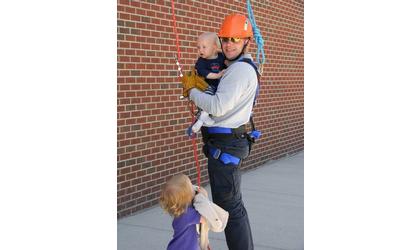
[204,135,254,250]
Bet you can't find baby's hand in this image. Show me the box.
[218,69,226,78]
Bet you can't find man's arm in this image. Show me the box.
[190,63,252,116]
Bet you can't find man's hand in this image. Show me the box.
[181,69,208,97]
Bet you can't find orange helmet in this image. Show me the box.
[218,14,253,38]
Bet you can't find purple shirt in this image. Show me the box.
[167,206,201,250]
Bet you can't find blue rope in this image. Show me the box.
[246,0,265,67]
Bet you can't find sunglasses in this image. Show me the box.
[220,37,242,43]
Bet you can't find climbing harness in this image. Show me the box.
[202,57,262,166]
[239,57,262,152]
[201,125,246,166]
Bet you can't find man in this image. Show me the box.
[183,14,259,250]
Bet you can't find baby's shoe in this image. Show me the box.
[200,112,215,126]
[191,119,204,133]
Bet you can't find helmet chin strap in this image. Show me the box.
[220,39,250,62]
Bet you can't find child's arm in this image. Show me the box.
[200,216,206,224]
[198,187,208,197]
[193,185,209,197]
[205,69,226,79]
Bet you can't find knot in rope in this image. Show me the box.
[246,0,265,68]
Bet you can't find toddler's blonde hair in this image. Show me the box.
[160,174,194,217]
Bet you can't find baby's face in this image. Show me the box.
[197,38,218,59]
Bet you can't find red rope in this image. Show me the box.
[170,0,181,61]
[189,102,201,187]
[170,0,201,188]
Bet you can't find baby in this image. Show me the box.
[188,32,226,135]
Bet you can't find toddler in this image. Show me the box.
[160,174,205,250]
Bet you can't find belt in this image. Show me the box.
[208,146,240,166]
[207,127,233,134]
[207,125,246,135]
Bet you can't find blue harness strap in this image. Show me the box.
[207,127,233,134]
[209,146,241,166]
[238,58,261,140]
[239,58,260,107]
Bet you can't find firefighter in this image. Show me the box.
[182,13,259,250]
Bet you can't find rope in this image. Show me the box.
[170,0,181,63]
[170,0,201,188]
[246,0,265,72]
[189,102,201,187]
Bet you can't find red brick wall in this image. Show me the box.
[117,0,304,218]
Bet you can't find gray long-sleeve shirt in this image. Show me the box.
[189,54,258,128]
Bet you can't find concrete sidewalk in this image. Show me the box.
[118,151,304,250]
